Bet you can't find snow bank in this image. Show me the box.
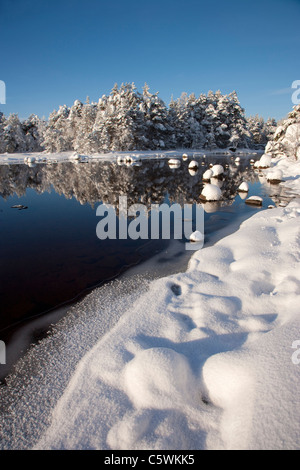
[262,153,300,194]
[35,179,300,450]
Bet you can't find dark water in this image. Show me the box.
[0,153,291,378]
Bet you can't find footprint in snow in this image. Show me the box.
[171,284,182,296]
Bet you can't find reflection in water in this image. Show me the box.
[0,155,258,208]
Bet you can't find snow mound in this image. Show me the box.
[245,195,263,206]
[202,169,213,181]
[68,153,82,161]
[188,160,199,169]
[188,168,198,176]
[24,156,36,164]
[211,164,224,177]
[200,183,222,201]
[189,230,204,243]
[254,154,272,169]
[124,348,199,410]
[168,158,181,168]
[238,182,249,192]
[267,169,283,183]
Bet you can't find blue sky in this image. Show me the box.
[0,0,299,121]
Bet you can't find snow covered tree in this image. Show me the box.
[42,104,72,153]
[22,114,45,152]
[73,100,97,153]
[142,83,175,149]
[0,112,6,153]
[247,115,277,149]
[1,84,270,155]
[265,104,300,159]
[0,114,27,153]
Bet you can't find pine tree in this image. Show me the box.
[42,105,72,152]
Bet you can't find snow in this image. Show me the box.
[189,231,204,243]
[211,164,224,177]
[200,183,222,201]
[168,158,181,168]
[254,153,272,169]
[245,195,263,206]
[237,181,249,192]
[266,169,283,182]
[188,160,199,169]
[202,169,213,181]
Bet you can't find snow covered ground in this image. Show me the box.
[31,154,300,450]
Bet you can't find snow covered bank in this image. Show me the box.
[35,157,300,450]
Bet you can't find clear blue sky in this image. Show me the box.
[0,0,299,121]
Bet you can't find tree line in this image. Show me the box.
[0,83,277,154]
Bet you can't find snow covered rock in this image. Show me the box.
[188,160,199,170]
[202,169,213,182]
[245,196,263,206]
[117,156,125,165]
[267,169,283,184]
[69,153,82,162]
[24,156,36,164]
[211,164,224,178]
[237,182,249,193]
[189,231,204,243]
[254,154,272,169]
[168,158,181,168]
[200,183,222,202]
